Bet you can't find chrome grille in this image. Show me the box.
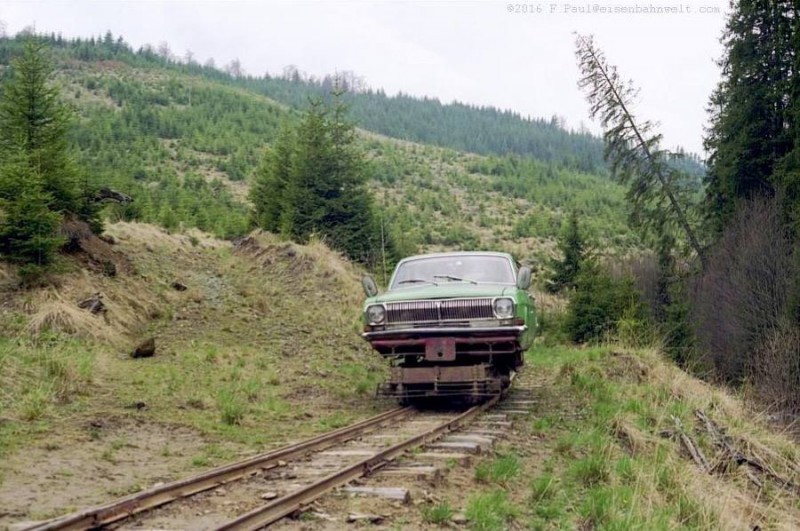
[385,298,494,325]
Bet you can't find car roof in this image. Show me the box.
[397,251,513,262]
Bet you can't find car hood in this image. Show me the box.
[367,283,516,304]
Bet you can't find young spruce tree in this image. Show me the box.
[0,39,100,269]
[547,210,585,293]
[250,93,387,266]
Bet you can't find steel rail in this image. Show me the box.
[217,394,500,530]
[27,406,412,531]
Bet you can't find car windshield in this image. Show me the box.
[390,255,515,289]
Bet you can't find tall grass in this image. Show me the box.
[0,337,95,454]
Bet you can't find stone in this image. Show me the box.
[452,513,469,524]
[131,337,156,358]
[171,281,188,291]
[346,513,384,523]
[261,491,279,500]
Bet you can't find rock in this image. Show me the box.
[78,293,106,315]
[171,281,188,291]
[277,460,288,467]
[131,338,156,358]
[102,260,117,277]
[452,513,468,524]
[346,513,384,524]
[99,234,117,245]
[260,491,278,500]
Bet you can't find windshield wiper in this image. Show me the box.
[397,278,439,286]
[433,275,478,284]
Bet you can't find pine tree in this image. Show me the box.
[0,157,63,267]
[0,39,82,214]
[704,1,797,233]
[0,38,100,267]
[575,34,706,269]
[250,122,295,232]
[547,210,585,293]
[250,94,388,266]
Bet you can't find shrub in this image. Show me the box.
[690,198,796,384]
[564,260,644,343]
[751,319,800,413]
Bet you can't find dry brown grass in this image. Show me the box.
[25,297,118,344]
[636,348,800,528]
[236,230,364,306]
[104,221,223,250]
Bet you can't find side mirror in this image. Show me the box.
[361,275,379,297]
[516,266,532,290]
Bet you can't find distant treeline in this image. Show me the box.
[0,31,705,177]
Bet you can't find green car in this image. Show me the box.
[361,251,536,402]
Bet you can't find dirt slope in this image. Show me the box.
[0,223,389,525]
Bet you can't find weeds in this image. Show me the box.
[217,388,246,425]
[421,502,454,525]
[475,453,521,485]
[465,489,519,531]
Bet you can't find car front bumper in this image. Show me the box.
[362,325,526,340]
[362,325,527,360]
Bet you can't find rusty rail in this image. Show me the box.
[27,406,412,531]
[217,394,500,530]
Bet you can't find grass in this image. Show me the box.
[474,453,521,485]
[475,344,800,530]
[0,222,392,495]
[465,489,519,531]
[421,502,455,525]
[0,336,95,455]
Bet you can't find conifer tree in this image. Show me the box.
[547,210,585,293]
[250,93,388,266]
[0,39,82,214]
[250,122,294,232]
[704,1,797,233]
[0,157,62,267]
[575,34,706,269]
[0,38,100,268]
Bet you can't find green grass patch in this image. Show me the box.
[421,502,455,525]
[517,345,730,529]
[475,453,521,485]
[465,489,520,531]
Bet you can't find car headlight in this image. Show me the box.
[366,304,386,325]
[493,297,515,319]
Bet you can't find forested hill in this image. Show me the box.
[0,33,672,259]
[0,33,704,175]
[246,76,607,173]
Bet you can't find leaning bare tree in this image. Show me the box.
[574,34,706,270]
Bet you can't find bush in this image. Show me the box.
[751,319,800,413]
[564,260,644,344]
[690,198,796,384]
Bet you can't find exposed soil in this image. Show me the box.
[0,417,233,524]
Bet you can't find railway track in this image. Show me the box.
[26,397,499,531]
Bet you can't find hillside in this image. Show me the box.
[0,35,643,265]
[0,221,390,520]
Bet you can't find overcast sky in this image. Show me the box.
[1,0,729,155]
